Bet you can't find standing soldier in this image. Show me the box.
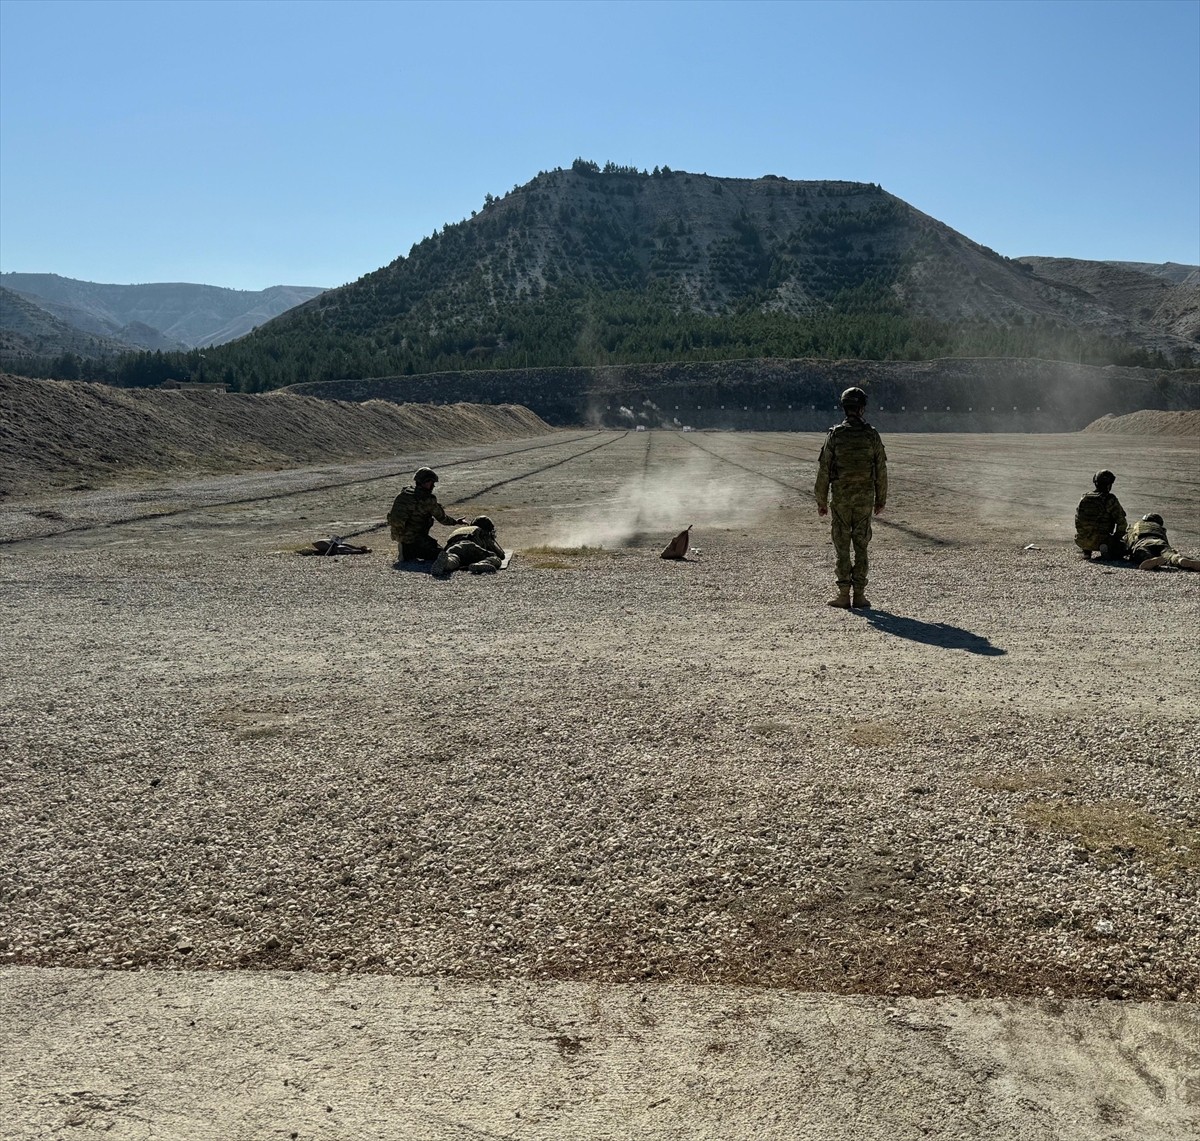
[1074,469,1127,560]
[814,386,888,609]
[387,467,465,564]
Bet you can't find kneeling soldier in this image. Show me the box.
[388,467,465,563]
[1074,469,1127,560]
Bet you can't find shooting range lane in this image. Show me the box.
[0,431,607,548]
[9,427,1193,553]
[675,431,1200,550]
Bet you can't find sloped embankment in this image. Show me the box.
[0,374,551,499]
[285,357,1200,432]
[1081,409,1200,435]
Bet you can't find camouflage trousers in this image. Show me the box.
[398,534,441,562]
[1076,534,1126,558]
[433,540,500,575]
[830,492,875,589]
[1130,541,1195,569]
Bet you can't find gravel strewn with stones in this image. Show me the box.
[1,430,1197,1002]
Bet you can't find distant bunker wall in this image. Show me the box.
[283,359,1200,432]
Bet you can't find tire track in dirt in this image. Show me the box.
[681,433,957,547]
[724,436,1199,545]
[452,433,630,506]
[0,432,611,547]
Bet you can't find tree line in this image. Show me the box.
[35,290,1174,392]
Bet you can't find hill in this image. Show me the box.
[1016,257,1200,343]
[0,286,143,374]
[0,373,550,499]
[0,273,328,368]
[149,163,1199,392]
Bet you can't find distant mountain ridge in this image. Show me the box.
[0,273,327,355]
[4,166,1196,391]
[0,286,140,366]
[185,164,1196,390]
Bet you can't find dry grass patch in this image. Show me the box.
[974,769,1072,794]
[1022,799,1200,873]
[208,707,296,742]
[522,545,614,570]
[844,721,902,748]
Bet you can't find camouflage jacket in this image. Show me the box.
[814,416,888,507]
[387,486,458,543]
[1074,491,1127,547]
[445,524,506,563]
[1125,518,1169,556]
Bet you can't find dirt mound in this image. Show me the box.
[0,373,551,499]
[1081,409,1200,435]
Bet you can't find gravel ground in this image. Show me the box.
[2,429,1197,1005]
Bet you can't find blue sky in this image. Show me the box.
[1,0,1197,291]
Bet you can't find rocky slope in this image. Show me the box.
[1018,257,1200,343]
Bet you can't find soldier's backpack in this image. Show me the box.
[1074,492,1112,538]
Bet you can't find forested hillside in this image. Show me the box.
[37,163,1200,391]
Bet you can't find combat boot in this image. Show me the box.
[430,551,451,577]
[827,586,851,609]
[852,588,871,609]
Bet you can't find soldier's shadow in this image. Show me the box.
[858,609,1006,656]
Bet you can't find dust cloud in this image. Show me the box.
[547,446,773,549]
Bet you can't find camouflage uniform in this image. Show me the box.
[814,414,888,597]
[431,523,506,576]
[387,486,460,561]
[1124,518,1195,570]
[1074,491,1127,557]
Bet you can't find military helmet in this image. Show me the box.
[414,467,438,485]
[840,386,868,412]
[1142,513,1164,526]
[472,515,495,532]
[1093,469,1115,490]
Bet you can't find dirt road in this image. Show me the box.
[2,429,1198,1138]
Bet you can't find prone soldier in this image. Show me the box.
[430,516,506,577]
[1124,514,1200,572]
